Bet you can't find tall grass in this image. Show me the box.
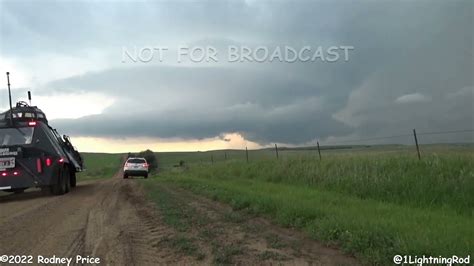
[149,146,474,263]
[183,153,474,215]
[158,175,473,264]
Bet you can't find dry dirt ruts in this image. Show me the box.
[0,171,358,265]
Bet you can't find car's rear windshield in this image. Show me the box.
[0,127,34,146]
[127,158,146,163]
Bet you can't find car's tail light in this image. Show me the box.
[144,163,148,167]
[58,158,64,163]
[28,121,37,126]
[13,171,19,176]
[1,172,7,177]
[36,158,43,173]
[45,157,52,167]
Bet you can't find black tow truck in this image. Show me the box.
[0,101,84,195]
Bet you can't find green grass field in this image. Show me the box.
[149,144,474,264]
[77,153,124,181]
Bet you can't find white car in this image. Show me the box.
[123,157,149,179]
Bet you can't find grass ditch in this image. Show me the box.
[143,181,286,265]
[174,154,474,216]
[152,155,473,264]
[143,183,206,260]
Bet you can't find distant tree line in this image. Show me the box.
[127,149,158,172]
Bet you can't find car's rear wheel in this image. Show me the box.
[123,174,128,179]
[13,188,25,194]
[5,188,25,194]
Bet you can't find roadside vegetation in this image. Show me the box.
[141,180,353,264]
[148,145,474,264]
[143,183,207,260]
[77,153,124,181]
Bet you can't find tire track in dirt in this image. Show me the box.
[1,170,359,265]
[151,183,359,265]
[0,173,179,265]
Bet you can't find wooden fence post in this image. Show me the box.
[246,146,249,163]
[275,144,279,159]
[317,141,322,161]
[413,129,421,160]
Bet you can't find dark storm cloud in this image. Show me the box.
[1,0,473,144]
[47,64,351,143]
[52,102,349,144]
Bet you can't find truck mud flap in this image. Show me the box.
[15,160,42,186]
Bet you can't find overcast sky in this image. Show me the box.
[0,0,472,152]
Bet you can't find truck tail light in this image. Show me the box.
[45,157,52,167]
[37,158,43,173]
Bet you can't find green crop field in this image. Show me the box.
[149,144,474,264]
[77,153,124,181]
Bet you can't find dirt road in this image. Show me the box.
[0,172,358,265]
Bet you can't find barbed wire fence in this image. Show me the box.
[318,128,473,161]
[205,128,474,163]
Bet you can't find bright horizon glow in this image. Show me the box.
[71,133,262,153]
